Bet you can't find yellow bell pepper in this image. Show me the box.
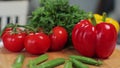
[94,14,120,33]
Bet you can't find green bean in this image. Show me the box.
[64,60,72,68]
[12,54,25,68]
[38,58,65,68]
[28,54,48,68]
[70,58,89,68]
[70,55,102,66]
[27,61,38,68]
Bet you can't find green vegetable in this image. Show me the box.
[70,58,88,68]
[38,58,65,68]
[27,62,38,68]
[29,0,88,44]
[12,54,25,68]
[70,55,102,66]
[64,60,72,68]
[27,54,48,68]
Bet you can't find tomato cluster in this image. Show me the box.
[1,26,68,55]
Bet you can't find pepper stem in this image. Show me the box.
[102,12,107,22]
[88,12,97,26]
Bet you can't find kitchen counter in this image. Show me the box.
[0,41,120,68]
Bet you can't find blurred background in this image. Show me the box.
[0,0,118,19]
[0,0,120,44]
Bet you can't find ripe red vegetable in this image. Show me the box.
[24,32,51,55]
[1,27,22,39]
[72,20,117,59]
[49,26,68,51]
[2,31,26,52]
[1,28,12,38]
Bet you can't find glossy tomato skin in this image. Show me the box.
[2,32,26,52]
[72,20,117,59]
[1,28,22,39]
[24,33,51,55]
[49,26,68,51]
[1,28,12,38]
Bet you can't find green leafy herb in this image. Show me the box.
[29,0,88,45]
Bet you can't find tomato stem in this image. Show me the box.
[12,24,18,34]
[18,25,36,33]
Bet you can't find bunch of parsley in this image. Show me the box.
[29,0,88,44]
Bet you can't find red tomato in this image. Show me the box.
[2,32,26,52]
[24,32,51,55]
[1,28,12,38]
[49,26,68,51]
[1,27,22,39]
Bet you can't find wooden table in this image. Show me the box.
[0,47,120,68]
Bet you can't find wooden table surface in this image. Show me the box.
[0,47,120,68]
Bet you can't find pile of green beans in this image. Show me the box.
[12,54,103,68]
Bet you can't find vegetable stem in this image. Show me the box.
[18,25,36,32]
[12,24,18,34]
[102,12,107,22]
[88,12,97,26]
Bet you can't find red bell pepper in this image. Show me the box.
[72,19,117,59]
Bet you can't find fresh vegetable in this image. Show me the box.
[29,0,88,45]
[93,14,119,33]
[27,61,37,68]
[70,58,88,68]
[2,26,26,52]
[49,26,68,51]
[70,55,102,66]
[1,28,12,38]
[72,14,117,58]
[2,28,23,38]
[0,23,14,37]
[24,32,51,55]
[12,54,25,68]
[38,58,65,68]
[28,54,48,68]
[64,60,72,68]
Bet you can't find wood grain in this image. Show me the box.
[0,47,120,68]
